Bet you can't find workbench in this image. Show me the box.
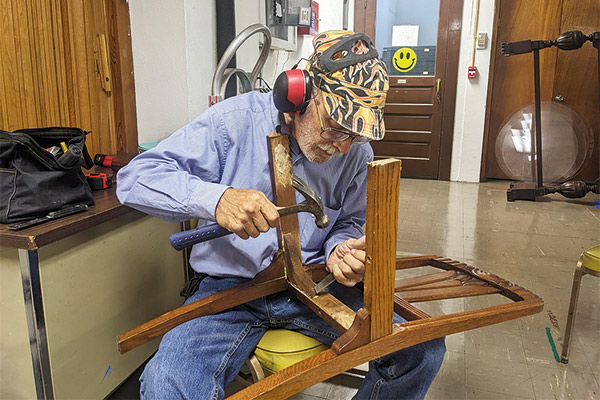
[0,165,185,399]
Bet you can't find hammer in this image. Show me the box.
[169,174,329,251]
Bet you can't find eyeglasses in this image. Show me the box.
[314,100,370,145]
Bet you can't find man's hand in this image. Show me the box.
[326,236,366,287]
[215,188,279,239]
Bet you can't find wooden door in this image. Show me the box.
[483,0,599,183]
[0,0,138,157]
[355,0,463,179]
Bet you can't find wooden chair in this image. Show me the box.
[117,133,544,399]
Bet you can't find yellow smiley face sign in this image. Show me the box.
[392,48,417,73]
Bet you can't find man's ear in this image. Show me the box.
[283,111,296,125]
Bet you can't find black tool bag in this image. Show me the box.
[0,127,95,224]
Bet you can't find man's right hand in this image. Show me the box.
[326,236,366,287]
[215,188,280,239]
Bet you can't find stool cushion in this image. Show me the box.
[254,329,328,372]
[583,244,600,272]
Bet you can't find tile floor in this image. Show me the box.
[111,179,600,399]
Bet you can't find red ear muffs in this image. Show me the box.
[273,69,312,114]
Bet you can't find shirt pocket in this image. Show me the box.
[300,204,342,258]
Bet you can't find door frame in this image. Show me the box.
[479,0,500,181]
[354,0,464,180]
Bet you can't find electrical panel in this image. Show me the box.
[298,1,319,36]
[267,0,311,27]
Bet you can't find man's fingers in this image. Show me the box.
[215,188,279,239]
[262,206,280,228]
[351,249,366,263]
[333,267,362,287]
[332,267,355,286]
[251,214,272,235]
[343,252,365,275]
[349,235,366,250]
[332,253,364,287]
[226,219,250,239]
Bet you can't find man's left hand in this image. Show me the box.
[326,236,366,287]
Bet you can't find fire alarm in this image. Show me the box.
[468,66,478,79]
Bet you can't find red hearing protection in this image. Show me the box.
[273,33,380,114]
[273,68,312,114]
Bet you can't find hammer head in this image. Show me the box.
[291,175,330,229]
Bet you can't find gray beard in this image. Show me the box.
[302,142,343,163]
[291,110,344,163]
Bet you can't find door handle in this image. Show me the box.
[436,79,442,104]
[554,95,564,102]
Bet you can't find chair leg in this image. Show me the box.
[560,260,586,364]
[235,355,266,387]
[246,354,266,383]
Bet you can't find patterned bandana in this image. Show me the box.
[306,31,389,140]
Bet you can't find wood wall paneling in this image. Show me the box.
[105,0,139,153]
[1,0,22,128]
[0,0,136,156]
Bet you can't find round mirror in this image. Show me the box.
[495,102,594,183]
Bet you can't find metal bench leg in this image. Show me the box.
[560,257,586,364]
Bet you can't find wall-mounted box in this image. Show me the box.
[260,0,297,51]
[298,1,319,36]
[381,46,436,76]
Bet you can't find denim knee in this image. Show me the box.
[140,354,192,400]
[421,336,446,376]
[357,337,446,400]
[377,336,445,380]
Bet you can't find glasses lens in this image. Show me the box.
[315,100,370,144]
[320,129,348,141]
[320,129,370,144]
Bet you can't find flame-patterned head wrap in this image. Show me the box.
[306,30,389,140]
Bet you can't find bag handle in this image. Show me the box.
[80,142,93,169]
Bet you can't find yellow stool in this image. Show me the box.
[254,329,329,373]
[561,244,600,364]
[239,329,368,385]
[237,330,328,385]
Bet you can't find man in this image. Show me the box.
[117,31,445,399]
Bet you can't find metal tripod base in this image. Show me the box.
[507,180,600,201]
[507,182,541,201]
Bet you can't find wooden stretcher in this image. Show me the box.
[117,133,544,399]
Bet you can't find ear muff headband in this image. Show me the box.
[317,33,379,73]
[273,69,312,114]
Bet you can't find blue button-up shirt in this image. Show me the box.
[117,91,372,278]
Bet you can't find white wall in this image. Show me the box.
[129,0,216,144]
[129,0,494,182]
[451,0,495,182]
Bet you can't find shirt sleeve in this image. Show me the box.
[321,147,372,259]
[116,108,231,223]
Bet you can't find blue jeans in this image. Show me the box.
[140,276,446,400]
